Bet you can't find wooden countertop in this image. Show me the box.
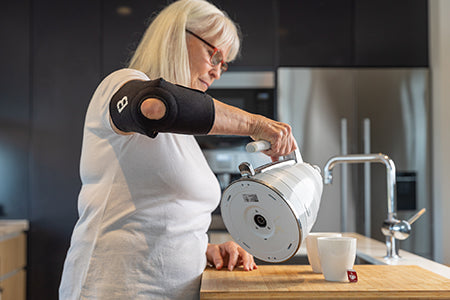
[200,265,450,299]
[0,220,29,241]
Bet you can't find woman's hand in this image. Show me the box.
[206,241,257,271]
[249,114,297,161]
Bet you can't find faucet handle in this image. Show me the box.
[384,208,426,241]
[407,208,426,225]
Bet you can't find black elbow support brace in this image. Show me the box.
[109,78,215,138]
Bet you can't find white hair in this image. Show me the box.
[128,0,241,87]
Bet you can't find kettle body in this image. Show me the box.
[220,150,323,263]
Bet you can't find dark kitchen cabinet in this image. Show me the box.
[102,0,168,76]
[210,0,277,69]
[354,0,428,67]
[278,0,428,67]
[102,0,277,72]
[0,1,30,219]
[278,0,353,66]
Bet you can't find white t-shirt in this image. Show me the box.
[59,69,221,299]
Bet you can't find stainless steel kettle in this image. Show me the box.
[220,141,323,263]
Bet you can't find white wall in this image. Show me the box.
[430,0,450,264]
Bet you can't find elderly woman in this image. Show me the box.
[59,0,296,299]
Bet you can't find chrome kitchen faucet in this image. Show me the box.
[323,153,426,260]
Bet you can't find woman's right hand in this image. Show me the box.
[249,114,297,161]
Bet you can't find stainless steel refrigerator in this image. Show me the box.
[277,68,431,258]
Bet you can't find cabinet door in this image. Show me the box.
[0,234,26,300]
[278,0,353,67]
[0,233,26,277]
[102,0,168,76]
[0,269,26,300]
[210,0,277,69]
[354,0,428,66]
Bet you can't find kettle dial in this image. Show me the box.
[254,214,267,228]
[244,206,274,239]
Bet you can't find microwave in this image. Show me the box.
[195,71,276,150]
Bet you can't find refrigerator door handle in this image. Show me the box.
[340,118,348,232]
[364,118,371,237]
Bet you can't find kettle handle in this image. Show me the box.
[246,140,303,163]
[246,140,271,152]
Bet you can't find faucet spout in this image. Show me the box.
[324,153,397,221]
[324,153,403,260]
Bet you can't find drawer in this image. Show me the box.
[0,269,26,300]
[0,233,26,277]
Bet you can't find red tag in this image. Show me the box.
[347,269,358,282]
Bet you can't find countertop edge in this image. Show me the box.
[0,219,29,241]
[201,290,450,299]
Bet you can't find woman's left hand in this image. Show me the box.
[206,241,257,271]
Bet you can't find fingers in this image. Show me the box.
[218,241,257,271]
[206,244,224,270]
[266,123,295,157]
[236,247,258,271]
[251,116,297,159]
[226,246,239,271]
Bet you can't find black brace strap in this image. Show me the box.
[109,78,215,138]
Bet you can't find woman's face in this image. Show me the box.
[187,33,230,92]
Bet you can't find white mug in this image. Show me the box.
[305,232,342,273]
[317,236,357,282]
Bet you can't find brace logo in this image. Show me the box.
[117,96,128,113]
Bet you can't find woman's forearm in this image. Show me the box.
[209,99,297,159]
[138,97,297,159]
[208,99,256,136]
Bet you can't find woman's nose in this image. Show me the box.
[210,64,221,79]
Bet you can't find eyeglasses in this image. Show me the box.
[186,29,228,73]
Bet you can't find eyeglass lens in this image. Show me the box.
[211,51,228,72]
